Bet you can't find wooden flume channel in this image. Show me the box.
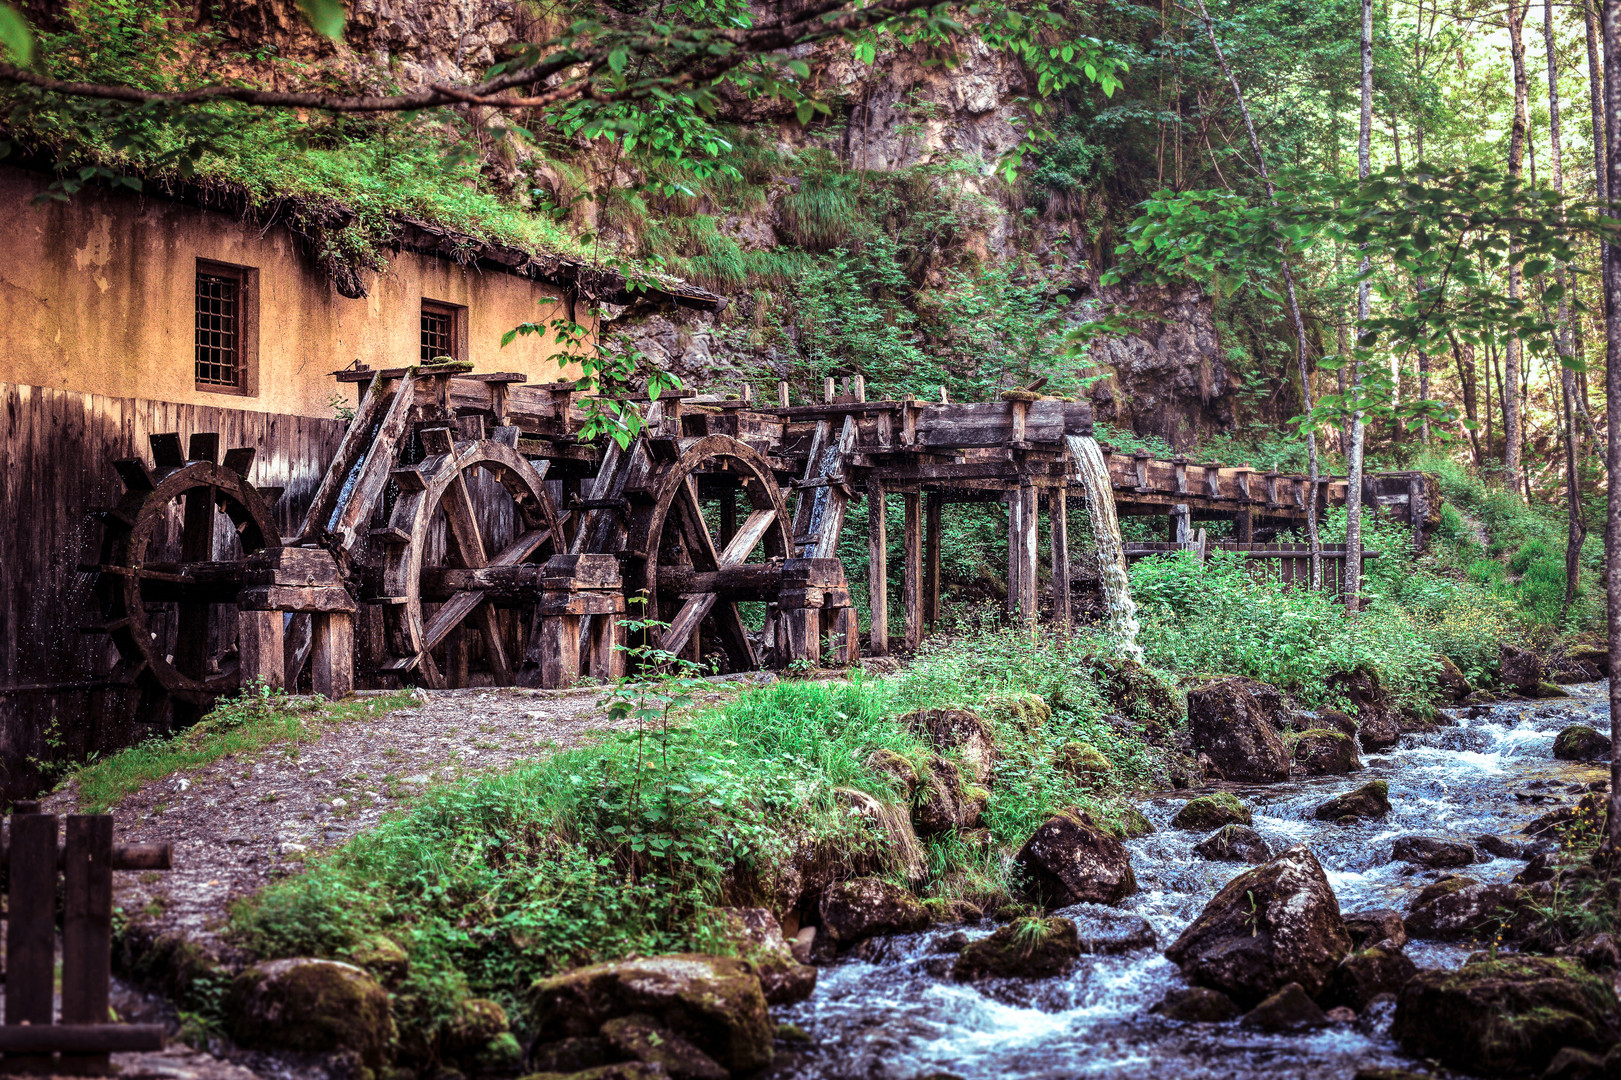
[84,365,1435,715]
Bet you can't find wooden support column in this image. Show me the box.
[924,491,942,628]
[1006,490,1022,621]
[903,490,923,651]
[867,477,888,656]
[1016,483,1038,625]
[539,614,582,688]
[237,609,285,689]
[1050,485,1070,633]
[61,814,114,1074]
[1235,508,1255,544]
[311,612,355,700]
[1170,503,1191,545]
[8,807,56,1072]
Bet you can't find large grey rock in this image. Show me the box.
[1319,946,1419,1011]
[225,958,396,1069]
[1013,808,1138,907]
[1185,678,1291,783]
[1313,780,1390,822]
[1404,875,1527,941]
[1164,844,1352,1006]
[1290,728,1362,776]
[904,707,998,784]
[1390,835,1476,869]
[818,878,930,944]
[1193,825,1271,864]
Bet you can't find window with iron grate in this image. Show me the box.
[195,272,240,387]
[421,300,464,362]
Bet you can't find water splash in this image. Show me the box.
[1067,435,1143,663]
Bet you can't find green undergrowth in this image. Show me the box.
[64,686,415,814]
[225,632,1180,1054]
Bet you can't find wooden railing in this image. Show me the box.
[1123,541,1380,598]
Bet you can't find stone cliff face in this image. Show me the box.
[200,0,1238,448]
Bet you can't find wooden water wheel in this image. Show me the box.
[89,433,281,725]
[624,434,793,672]
[378,428,563,688]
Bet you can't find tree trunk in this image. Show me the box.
[1193,0,1323,587]
[1346,0,1373,613]
[1601,0,1621,856]
[1590,0,1611,318]
[1450,331,1484,465]
[1505,0,1531,496]
[1548,0,1586,604]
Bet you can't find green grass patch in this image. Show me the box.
[65,687,415,813]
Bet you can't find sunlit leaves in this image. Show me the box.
[294,0,346,41]
[0,3,33,65]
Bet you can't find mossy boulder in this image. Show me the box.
[1193,825,1271,864]
[1327,665,1403,749]
[951,917,1082,981]
[441,997,509,1054]
[1164,844,1353,1006]
[863,748,920,798]
[912,756,987,835]
[225,958,396,1069]
[1554,724,1610,762]
[709,907,816,1006]
[1436,655,1474,703]
[1342,908,1407,950]
[1185,677,1292,783]
[988,692,1052,733]
[1318,946,1419,1011]
[1052,741,1114,787]
[1085,654,1181,740]
[905,707,999,784]
[1112,805,1156,839]
[1012,807,1138,907]
[1499,642,1546,692]
[1152,986,1240,1022]
[1391,955,1621,1075]
[1404,875,1526,941]
[600,1013,727,1080]
[528,954,773,1072]
[1313,780,1390,822]
[1290,728,1361,776]
[347,933,410,986]
[818,878,930,945]
[1171,792,1252,831]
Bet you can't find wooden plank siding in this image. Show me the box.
[0,382,344,801]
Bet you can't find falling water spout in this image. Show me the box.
[1067,435,1144,663]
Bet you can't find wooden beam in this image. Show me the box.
[868,477,887,657]
[1050,486,1070,633]
[924,491,941,629]
[903,490,922,651]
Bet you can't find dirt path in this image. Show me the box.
[44,686,629,959]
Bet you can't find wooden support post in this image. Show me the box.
[924,492,941,629]
[310,612,354,700]
[540,614,582,688]
[1006,490,1022,622]
[1050,486,1070,633]
[778,381,790,407]
[781,607,821,666]
[830,607,860,665]
[1235,508,1255,544]
[852,374,866,402]
[237,609,285,690]
[823,377,835,403]
[8,807,56,1072]
[1016,483,1038,625]
[61,815,114,1074]
[867,478,888,657]
[903,490,922,651]
[1171,503,1191,546]
[588,605,625,682]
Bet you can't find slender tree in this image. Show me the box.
[1588,0,1610,307]
[1193,0,1324,587]
[1346,0,1373,613]
[1547,0,1585,603]
[1602,0,1621,857]
[1505,0,1532,495]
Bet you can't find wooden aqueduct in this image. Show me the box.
[85,363,1436,720]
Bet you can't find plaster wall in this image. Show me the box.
[0,165,584,418]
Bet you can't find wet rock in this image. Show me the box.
[1152,986,1240,1022]
[1526,681,1573,699]
[1327,665,1404,749]
[1391,955,1621,1076]
[1541,1047,1607,1080]
[1291,728,1362,776]
[441,997,509,1054]
[711,908,817,1006]
[863,748,919,798]
[1554,724,1610,762]
[1324,1005,1357,1024]
[1343,908,1407,950]
[1064,904,1158,953]
[913,756,987,835]
[1185,677,1292,783]
[819,878,931,945]
[1164,844,1353,1005]
[951,916,1082,980]
[1475,834,1528,860]
[539,1065,667,1080]
[348,932,410,986]
[905,707,999,784]
[528,954,773,1071]
[1353,1070,1432,1080]
[1086,654,1182,740]
[601,1013,728,1080]
[1390,835,1477,869]
[1500,643,1547,692]
[1013,807,1138,907]
[1299,708,1358,737]
[1239,982,1329,1031]
[1112,805,1156,838]
[528,1036,608,1073]
[1313,780,1390,822]
[1319,946,1419,1011]
[1171,792,1252,831]
[1404,875,1527,941]
[1435,655,1474,703]
[1193,825,1272,864]
[1572,932,1621,972]
[1052,741,1114,787]
[1515,849,1558,884]
[1524,793,1608,840]
[933,931,970,954]
[225,958,396,1068]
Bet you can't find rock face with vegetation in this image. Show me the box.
[905,708,998,784]
[1392,956,1621,1076]
[1325,667,1404,750]
[1014,808,1138,907]
[1164,845,1352,1005]
[225,958,396,1068]
[1185,678,1292,783]
[528,955,774,1072]
[1171,792,1252,830]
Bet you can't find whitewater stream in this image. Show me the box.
[773,683,1613,1079]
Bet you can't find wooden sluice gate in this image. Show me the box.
[81,365,1435,716]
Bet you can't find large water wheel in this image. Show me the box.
[624,434,793,672]
[89,433,281,725]
[378,428,563,688]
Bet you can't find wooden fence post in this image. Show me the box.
[61,815,115,1073]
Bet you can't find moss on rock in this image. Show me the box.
[225,958,396,1068]
[1052,741,1114,787]
[951,917,1082,980]
[1171,792,1252,831]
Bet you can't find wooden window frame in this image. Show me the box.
[421,299,468,364]
[193,259,259,397]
